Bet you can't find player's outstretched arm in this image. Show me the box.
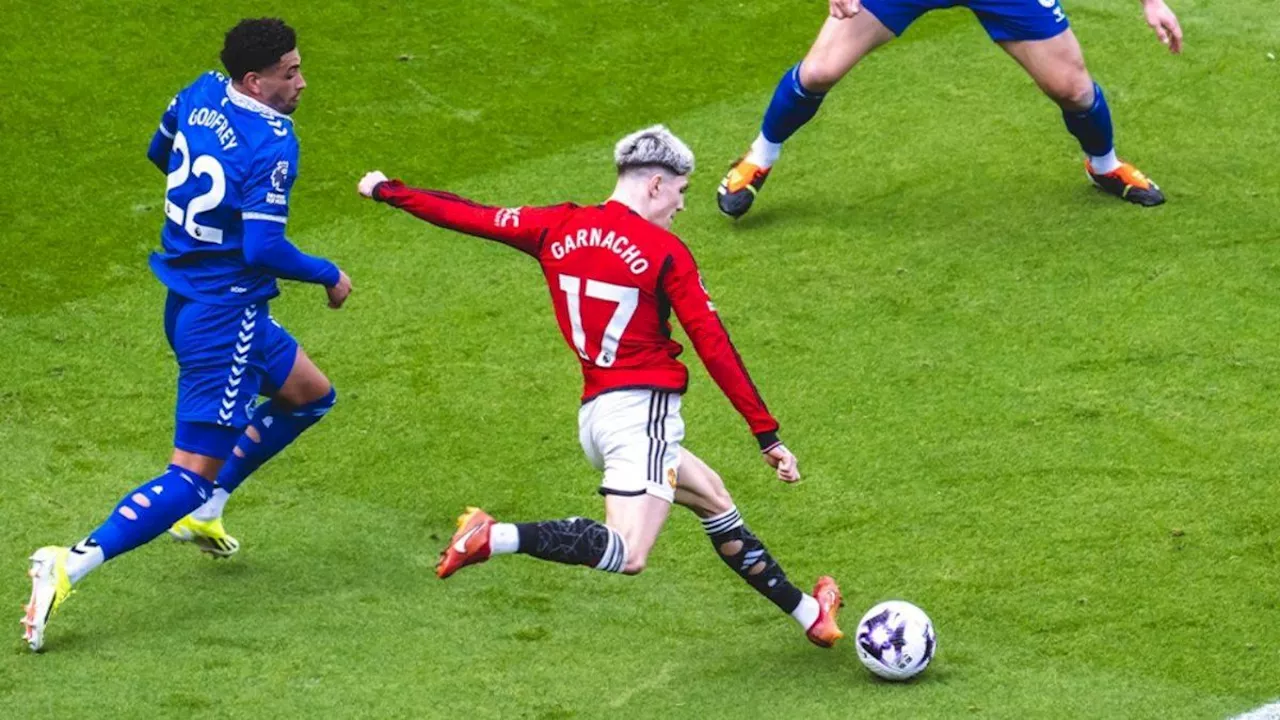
[325,270,353,309]
[357,171,389,199]
[1142,0,1183,54]
[662,244,799,482]
[358,170,571,256]
[242,220,351,309]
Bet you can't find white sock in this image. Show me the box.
[1088,149,1120,174]
[746,134,782,169]
[192,488,230,522]
[66,541,105,585]
[489,523,520,555]
[792,593,820,630]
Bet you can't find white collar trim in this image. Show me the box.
[226,83,292,122]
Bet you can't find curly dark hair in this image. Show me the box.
[220,18,296,81]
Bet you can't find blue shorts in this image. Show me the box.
[861,0,1070,42]
[164,291,298,434]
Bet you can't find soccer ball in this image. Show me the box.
[854,600,937,681]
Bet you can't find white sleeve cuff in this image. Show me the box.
[242,212,288,224]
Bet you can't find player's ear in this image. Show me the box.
[647,173,663,198]
[241,71,261,95]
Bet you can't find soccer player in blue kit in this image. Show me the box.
[21,18,352,652]
[718,0,1184,216]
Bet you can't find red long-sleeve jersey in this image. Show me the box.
[373,180,780,447]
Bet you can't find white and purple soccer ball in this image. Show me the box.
[854,600,936,681]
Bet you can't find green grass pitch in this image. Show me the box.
[2,1,1279,717]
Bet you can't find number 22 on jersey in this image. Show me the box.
[558,274,638,368]
[164,130,227,244]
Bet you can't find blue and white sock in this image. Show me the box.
[193,388,337,521]
[753,62,828,167]
[1062,82,1120,173]
[66,538,104,585]
[746,135,783,170]
[69,465,216,583]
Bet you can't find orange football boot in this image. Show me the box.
[717,157,771,218]
[436,507,495,579]
[1086,159,1165,206]
[805,575,845,648]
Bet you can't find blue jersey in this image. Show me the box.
[149,71,300,306]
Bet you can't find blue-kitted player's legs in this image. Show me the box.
[718,10,893,218]
[22,294,336,651]
[169,323,336,558]
[996,26,1163,205]
[718,0,1173,218]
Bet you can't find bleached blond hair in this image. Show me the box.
[614,124,695,177]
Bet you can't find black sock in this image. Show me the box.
[702,506,803,614]
[515,517,627,573]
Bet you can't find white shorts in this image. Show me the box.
[579,389,685,503]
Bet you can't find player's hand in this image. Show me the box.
[326,270,353,309]
[1142,0,1183,54]
[763,444,801,483]
[358,170,389,198]
[829,0,862,19]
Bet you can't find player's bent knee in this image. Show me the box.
[612,530,647,575]
[687,478,734,518]
[621,556,648,575]
[798,60,841,94]
[310,386,338,417]
[705,486,734,516]
[284,386,338,420]
[1040,63,1093,110]
[1054,80,1094,111]
[618,535,647,574]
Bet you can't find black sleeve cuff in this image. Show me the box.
[756,431,781,453]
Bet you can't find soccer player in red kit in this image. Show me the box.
[356,125,843,647]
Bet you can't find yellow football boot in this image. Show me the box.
[168,515,240,558]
